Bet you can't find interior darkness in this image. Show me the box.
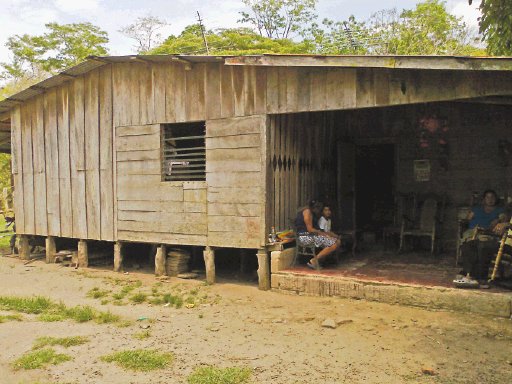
[122,243,154,268]
[355,144,395,235]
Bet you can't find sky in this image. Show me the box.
[0,0,481,64]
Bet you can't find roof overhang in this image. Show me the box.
[225,54,512,71]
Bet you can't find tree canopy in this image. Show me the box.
[2,22,109,81]
[471,0,512,55]
[120,15,168,54]
[150,25,312,55]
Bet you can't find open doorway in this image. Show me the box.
[355,144,395,237]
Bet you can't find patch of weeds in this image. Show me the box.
[100,349,173,371]
[187,366,252,384]
[38,313,66,322]
[95,311,120,324]
[0,313,23,323]
[148,296,165,305]
[33,336,89,349]
[112,292,126,300]
[151,286,159,295]
[63,305,95,323]
[86,287,111,299]
[12,348,72,370]
[115,320,133,328]
[132,330,151,340]
[112,300,127,306]
[129,293,147,304]
[100,299,109,305]
[189,288,199,296]
[162,293,183,308]
[198,314,204,319]
[0,296,53,314]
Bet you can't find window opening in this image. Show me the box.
[162,122,206,181]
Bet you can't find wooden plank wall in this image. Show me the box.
[115,124,207,245]
[268,113,337,232]
[206,115,267,249]
[11,66,114,240]
[265,67,512,114]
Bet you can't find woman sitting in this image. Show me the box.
[295,200,341,269]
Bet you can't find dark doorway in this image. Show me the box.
[355,144,395,234]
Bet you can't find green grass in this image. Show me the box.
[162,293,183,308]
[187,366,252,384]
[0,295,121,325]
[33,336,89,349]
[132,330,151,340]
[86,287,111,299]
[0,313,23,322]
[129,292,147,304]
[100,349,173,371]
[0,296,53,314]
[12,348,72,370]
[0,215,14,250]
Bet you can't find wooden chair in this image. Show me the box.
[292,239,318,269]
[383,192,417,249]
[489,223,512,283]
[399,195,445,254]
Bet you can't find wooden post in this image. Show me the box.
[19,235,30,260]
[114,242,123,272]
[257,248,270,290]
[45,236,56,263]
[203,246,215,284]
[155,244,166,276]
[77,240,88,268]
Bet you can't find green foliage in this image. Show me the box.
[129,292,147,304]
[0,313,23,322]
[120,15,168,53]
[150,26,313,55]
[12,348,72,370]
[239,0,317,39]
[314,0,483,55]
[86,287,111,299]
[187,366,252,384]
[0,295,122,324]
[473,0,512,55]
[32,336,89,349]
[132,330,151,340]
[101,349,173,371]
[2,22,108,81]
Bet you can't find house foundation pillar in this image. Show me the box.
[77,240,88,268]
[203,246,215,284]
[19,235,30,260]
[114,242,123,272]
[45,236,56,264]
[257,248,270,291]
[155,244,166,276]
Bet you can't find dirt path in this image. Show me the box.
[0,256,511,384]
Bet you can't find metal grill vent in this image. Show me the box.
[162,122,206,181]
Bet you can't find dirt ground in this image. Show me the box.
[0,256,511,384]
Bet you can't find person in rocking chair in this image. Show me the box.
[295,200,340,270]
[454,189,509,288]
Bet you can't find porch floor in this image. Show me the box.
[282,248,511,292]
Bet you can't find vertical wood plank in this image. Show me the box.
[130,63,140,125]
[57,84,73,237]
[153,63,166,123]
[206,63,222,120]
[266,67,279,114]
[220,65,234,118]
[44,89,60,236]
[254,67,267,114]
[11,107,25,234]
[173,64,186,122]
[243,66,255,116]
[232,66,245,116]
[99,65,114,241]
[277,67,287,113]
[297,68,311,112]
[85,70,101,240]
[70,78,88,238]
[33,97,48,235]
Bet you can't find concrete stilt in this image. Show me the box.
[45,236,56,264]
[19,235,30,261]
[114,242,123,272]
[155,244,167,276]
[77,240,88,268]
[257,248,270,290]
[203,246,215,284]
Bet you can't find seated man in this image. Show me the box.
[455,189,509,287]
[295,200,340,269]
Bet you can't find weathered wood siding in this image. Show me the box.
[11,66,115,240]
[206,115,267,249]
[11,59,512,250]
[115,123,207,245]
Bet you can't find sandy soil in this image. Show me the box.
[0,256,511,384]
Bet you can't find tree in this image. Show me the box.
[239,0,317,39]
[315,0,483,55]
[470,0,512,55]
[120,15,168,54]
[2,22,109,81]
[150,25,313,56]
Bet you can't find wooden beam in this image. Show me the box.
[225,55,512,72]
[457,96,512,105]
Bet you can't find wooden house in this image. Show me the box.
[2,54,512,289]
